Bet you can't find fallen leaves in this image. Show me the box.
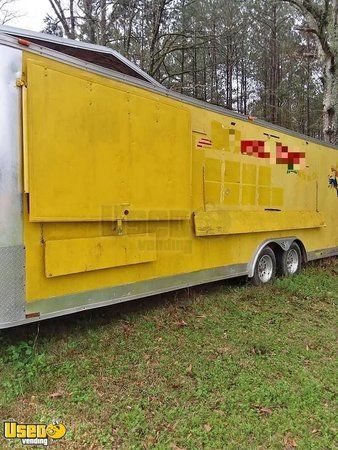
[121,321,134,335]
[252,404,273,416]
[175,319,188,327]
[216,347,229,355]
[284,434,298,449]
[170,444,186,450]
[49,391,66,399]
[186,364,193,375]
[196,314,207,319]
[259,407,272,416]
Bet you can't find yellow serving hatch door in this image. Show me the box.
[45,233,156,278]
[25,57,192,222]
[194,210,326,236]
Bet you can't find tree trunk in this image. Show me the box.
[149,0,167,77]
[281,0,337,144]
[269,3,278,124]
[99,0,107,45]
[322,54,337,144]
[48,0,75,39]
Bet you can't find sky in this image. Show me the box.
[6,0,50,31]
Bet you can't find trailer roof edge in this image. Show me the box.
[0,24,162,88]
[0,28,336,150]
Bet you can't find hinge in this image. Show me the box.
[117,218,124,235]
[16,78,26,88]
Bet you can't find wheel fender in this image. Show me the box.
[247,237,299,278]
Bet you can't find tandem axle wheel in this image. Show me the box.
[251,242,302,286]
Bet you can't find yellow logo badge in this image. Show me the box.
[3,420,66,447]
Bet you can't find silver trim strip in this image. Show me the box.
[0,44,23,247]
[1,244,336,329]
[0,263,246,329]
[307,246,338,261]
[0,31,336,151]
[0,45,26,328]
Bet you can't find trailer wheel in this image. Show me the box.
[252,247,276,286]
[278,243,302,276]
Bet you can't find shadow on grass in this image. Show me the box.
[0,274,248,346]
[1,257,335,347]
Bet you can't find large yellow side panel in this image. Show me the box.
[25,58,192,221]
[22,53,337,304]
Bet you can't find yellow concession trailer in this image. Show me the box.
[0,26,337,329]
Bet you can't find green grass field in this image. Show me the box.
[0,258,337,449]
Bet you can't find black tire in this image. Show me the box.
[251,247,276,286]
[277,243,302,277]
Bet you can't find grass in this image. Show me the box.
[0,258,337,449]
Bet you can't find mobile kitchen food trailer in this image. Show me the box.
[0,26,337,329]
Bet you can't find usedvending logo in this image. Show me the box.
[3,419,66,446]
